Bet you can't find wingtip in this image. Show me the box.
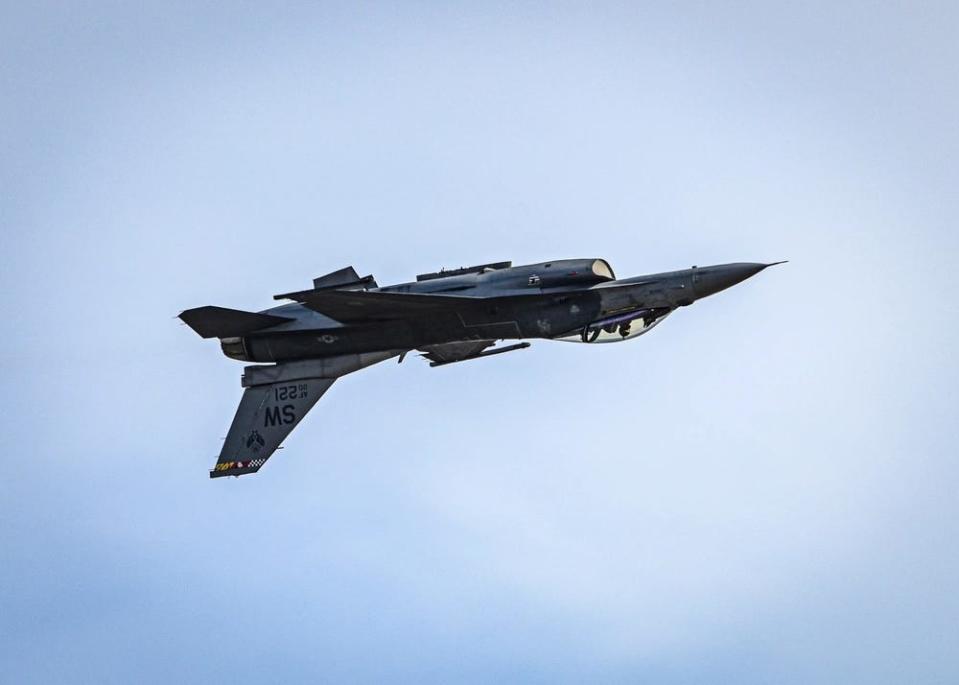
[765,260,789,267]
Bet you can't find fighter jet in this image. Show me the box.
[181,259,783,477]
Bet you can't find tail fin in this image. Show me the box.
[206,352,402,478]
[211,376,336,477]
[179,305,292,339]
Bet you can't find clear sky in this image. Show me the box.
[2,2,957,682]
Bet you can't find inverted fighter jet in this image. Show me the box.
[181,259,783,477]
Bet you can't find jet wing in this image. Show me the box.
[274,286,595,323]
[274,289,488,322]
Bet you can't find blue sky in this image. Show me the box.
[2,2,957,682]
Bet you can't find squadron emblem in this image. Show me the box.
[245,429,265,450]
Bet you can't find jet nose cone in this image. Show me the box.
[693,262,774,299]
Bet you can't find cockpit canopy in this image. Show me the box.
[526,258,616,289]
[591,259,615,280]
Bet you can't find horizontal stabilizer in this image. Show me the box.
[179,306,292,339]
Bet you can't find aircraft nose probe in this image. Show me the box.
[692,261,787,300]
